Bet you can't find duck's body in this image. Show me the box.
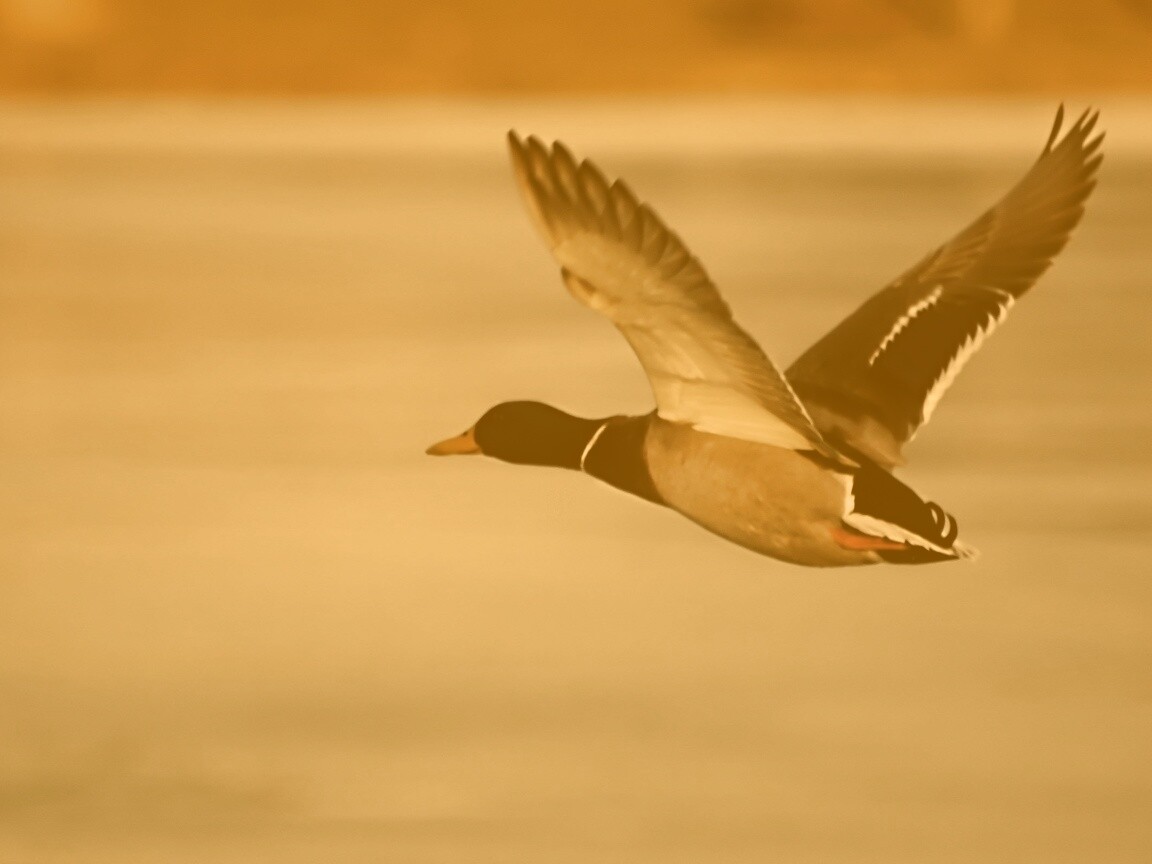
[429,108,1104,567]
[509,408,964,567]
[644,417,869,566]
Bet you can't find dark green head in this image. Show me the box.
[426,401,603,469]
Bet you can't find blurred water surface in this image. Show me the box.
[1,99,1150,863]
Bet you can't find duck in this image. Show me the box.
[427,107,1103,567]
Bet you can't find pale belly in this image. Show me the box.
[644,419,878,567]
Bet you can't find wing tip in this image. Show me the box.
[1042,103,1066,153]
[1044,103,1106,163]
[507,128,528,161]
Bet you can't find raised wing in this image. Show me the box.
[508,131,837,457]
[787,106,1104,468]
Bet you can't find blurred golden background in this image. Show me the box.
[4,0,1152,93]
[3,2,1152,863]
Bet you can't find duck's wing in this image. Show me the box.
[508,132,837,458]
[786,107,1104,469]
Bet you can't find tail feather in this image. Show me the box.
[843,459,974,564]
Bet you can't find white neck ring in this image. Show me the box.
[579,422,610,472]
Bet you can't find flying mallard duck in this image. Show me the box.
[428,107,1103,566]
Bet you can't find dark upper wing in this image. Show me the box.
[786,106,1104,468]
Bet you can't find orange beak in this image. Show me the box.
[425,426,481,456]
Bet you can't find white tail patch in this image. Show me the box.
[839,475,975,560]
[868,286,944,366]
[951,540,981,561]
[843,511,956,556]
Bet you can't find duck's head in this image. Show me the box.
[426,401,603,469]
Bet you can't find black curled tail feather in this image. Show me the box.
[926,501,959,546]
[846,460,969,564]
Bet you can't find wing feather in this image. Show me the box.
[509,131,835,456]
[787,106,1104,467]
